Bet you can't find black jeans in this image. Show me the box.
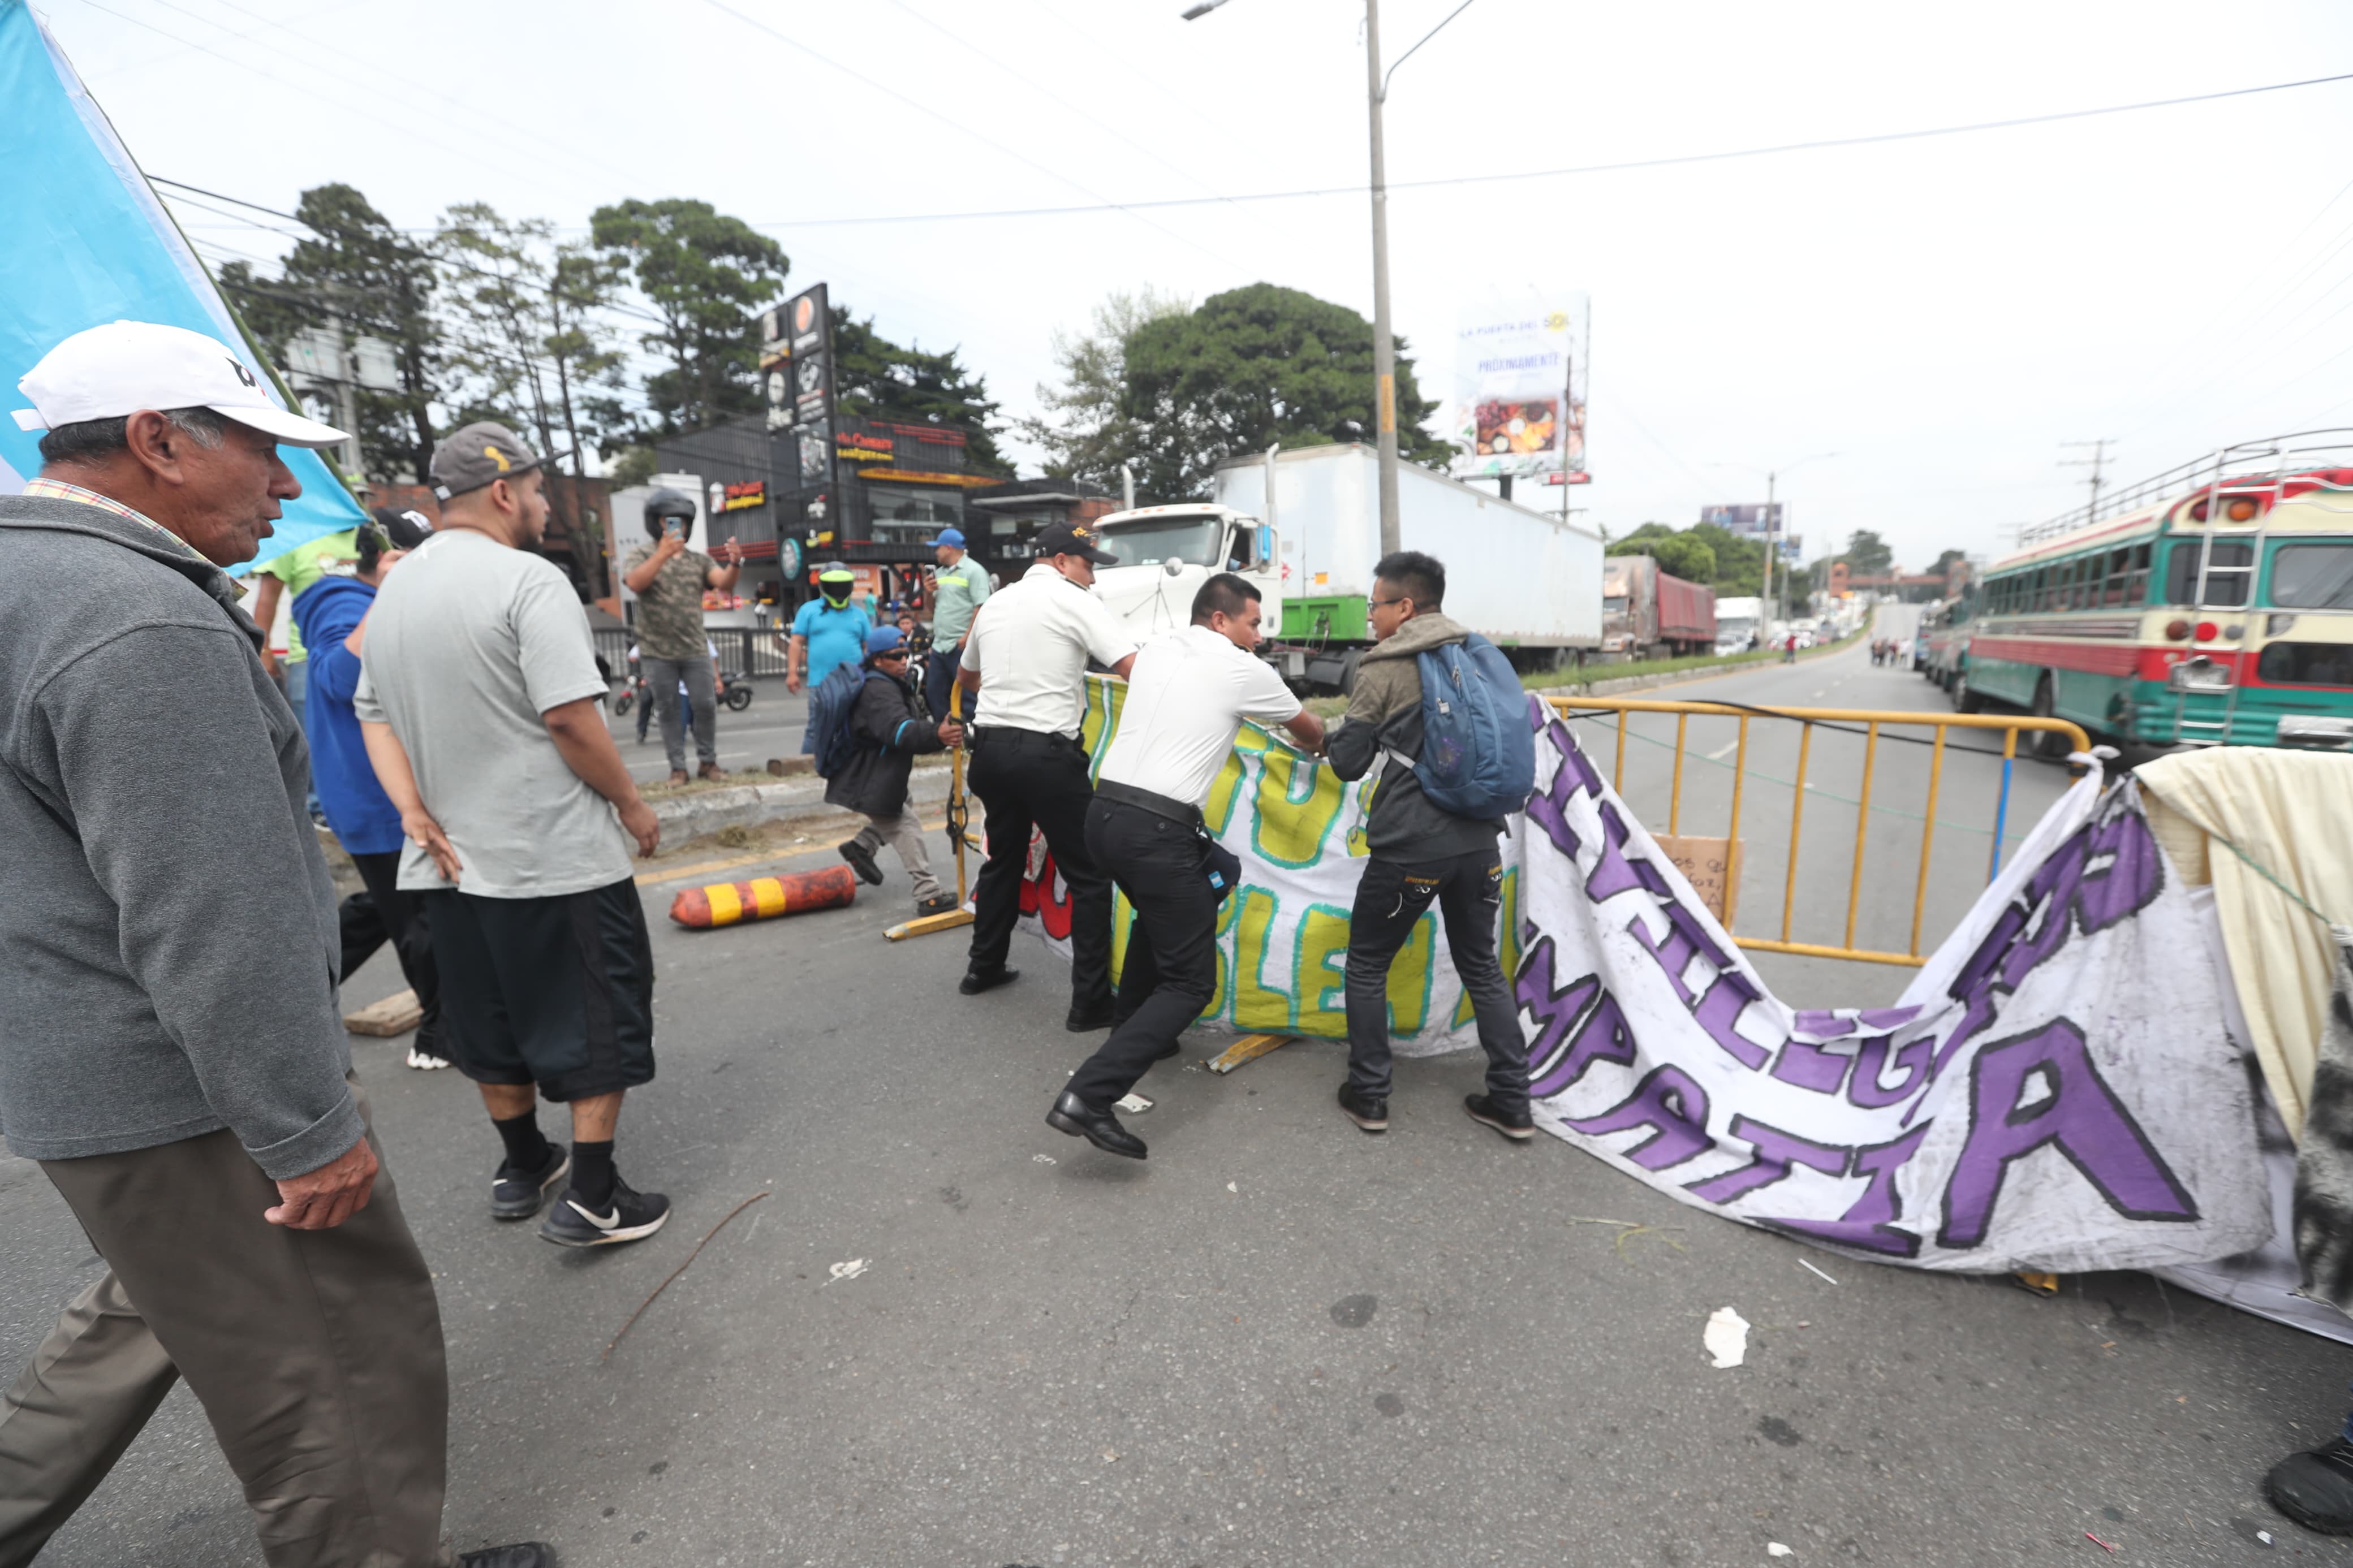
[966,728,1113,1011]
[341,850,442,1057]
[1344,848,1528,1112]
[1065,797,1218,1107]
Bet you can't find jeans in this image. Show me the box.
[924,640,964,722]
[1344,848,1529,1112]
[643,654,718,772]
[1065,797,1218,1106]
[966,728,1112,1012]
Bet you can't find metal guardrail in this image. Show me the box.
[594,626,794,681]
[1548,696,2093,969]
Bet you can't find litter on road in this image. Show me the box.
[1704,1307,1751,1368]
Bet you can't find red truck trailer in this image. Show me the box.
[1601,554,1718,659]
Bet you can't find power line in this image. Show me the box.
[747,67,2353,229]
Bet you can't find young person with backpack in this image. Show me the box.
[820,625,964,917]
[1326,551,1537,1144]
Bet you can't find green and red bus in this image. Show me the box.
[1954,432,2353,754]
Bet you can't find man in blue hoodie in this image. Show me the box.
[293,506,447,1070]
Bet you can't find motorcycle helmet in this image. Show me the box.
[643,486,696,541]
[817,565,856,608]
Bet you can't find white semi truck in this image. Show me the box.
[1088,443,1603,690]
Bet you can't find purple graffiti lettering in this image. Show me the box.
[1525,722,1604,861]
[1684,1115,1850,1204]
[1628,900,1732,1007]
[1550,719,1605,798]
[1860,1006,1925,1030]
[1691,968,1773,1071]
[1584,801,1645,902]
[1792,1010,1859,1039]
[1770,1034,1856,1096]
[1765,1125,1932,1258]
[1565,1065,1713,1170]
[1517,937,1617,1100]
[1937,1018,2198,1250]
[1847,1033,1934,1109]
[1925,804,2167,1105]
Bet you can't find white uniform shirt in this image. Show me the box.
[960,563,1139,737]
[1099,624,1303,809]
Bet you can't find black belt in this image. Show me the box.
[1095,777,1203,829]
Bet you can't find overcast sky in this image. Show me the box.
[44,0,2353,571]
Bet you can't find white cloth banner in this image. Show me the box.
[1018,684,2272,1274]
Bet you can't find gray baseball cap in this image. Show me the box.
[429,420,544,500]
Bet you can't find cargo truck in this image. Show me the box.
[1600,554,1717,659]
[1087,443,1602,690]
[1713,594,1764,654]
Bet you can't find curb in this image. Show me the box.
[1529,632,1867,703]
[650,764,955,839]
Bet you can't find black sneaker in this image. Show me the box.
[1464,1093,1535,1142]
[839,838,885,886]
[538,1177,671,1249]
[490,1146,570,1220]
[915,892,960,916]
[1065,998,1116,1032]
[959,965,1019,996]
[459,1545,555,1568]
[2269,1436,2353,1534]
[1337,1084,1388,1133]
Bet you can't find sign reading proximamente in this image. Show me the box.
[1016,677,2268,1274]
[1450,289,1589,483]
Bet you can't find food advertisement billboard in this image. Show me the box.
[1450,290,1588,481]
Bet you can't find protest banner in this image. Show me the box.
[1017,677,2272,1276]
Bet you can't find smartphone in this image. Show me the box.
[665,519,684,539]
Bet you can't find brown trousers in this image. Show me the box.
[0,1095,454,1568]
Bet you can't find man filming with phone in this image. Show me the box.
[622,487,741,784]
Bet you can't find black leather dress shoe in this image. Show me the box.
[1065,999,1117,1031]
[1047,1091,1147,1159]
[959,965,1019,996]
[1153,1040,1182,1061]
[460,1544,556,1568]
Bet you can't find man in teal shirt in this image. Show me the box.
[925,526,991,719]
[787,565,872,696]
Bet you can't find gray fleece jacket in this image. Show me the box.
[1326,611,1506,861]
[0,491,359,1178]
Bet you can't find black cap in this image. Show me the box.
[1035,519,1119,565]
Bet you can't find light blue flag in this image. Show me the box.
[0,0,365,571]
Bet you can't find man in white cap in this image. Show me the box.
[0,322,548,1567]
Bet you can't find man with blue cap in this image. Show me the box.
[925,526,990,720]
[826,625,963,916]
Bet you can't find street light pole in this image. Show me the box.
[1365,0,1400,556]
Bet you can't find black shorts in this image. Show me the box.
[423,878,656,1102]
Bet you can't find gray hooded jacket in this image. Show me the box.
[0,491,359,1178]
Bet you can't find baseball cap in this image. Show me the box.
[12,320,347,447]
[933,526,966,549]
[1034,519,1119,566]
[370,504,434,550]
[865,625,906,655]
[429,421,544,501]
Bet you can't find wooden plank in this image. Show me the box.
[1206,1033,1292,1075]
[884,908,977,943]
[344,989,422,1037]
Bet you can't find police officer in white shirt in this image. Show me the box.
[1048,574,1325,1160]
[955,520,1139,1027]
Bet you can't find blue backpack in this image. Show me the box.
[1410,634,1536,818]
[804,662,869,778]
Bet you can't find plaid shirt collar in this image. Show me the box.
[20,477,205,563]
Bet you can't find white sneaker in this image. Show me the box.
[407,1046,451,1070]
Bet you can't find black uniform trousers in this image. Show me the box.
[1065,796,1218,1107]
[1343,846,1530,1113]
[966,726,1113,1011]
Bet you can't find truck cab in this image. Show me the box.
[1089,503,1282,642]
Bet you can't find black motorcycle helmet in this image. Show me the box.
[643,486,696,541]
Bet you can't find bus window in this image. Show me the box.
[2101,548,2131,607]
[2269,542,2353,610]
[2126,542,2152,605]
[2164,540,2255,606]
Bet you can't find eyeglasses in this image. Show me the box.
[875,650,910,662]
[1368,597,1411,612]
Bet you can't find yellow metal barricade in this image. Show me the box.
[1549,696,2093,969]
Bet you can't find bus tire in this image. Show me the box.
[1954,669,1984,714]
[2029,677,2070,759]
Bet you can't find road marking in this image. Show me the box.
[1705,740,1739,760]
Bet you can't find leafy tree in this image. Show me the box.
[831,308,1010,476]
[1018,287,1192,489]
[1606,528,1716,584]
[1841,528,1894,577]
[1117,283,1450,500]
[590,198,787,437]
[1930,547,1967,579]
[216,183,439,481]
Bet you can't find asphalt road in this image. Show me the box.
[8,606,2350,1566]
[605,676,809,786]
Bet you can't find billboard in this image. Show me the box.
[1450,290,1588,482]
[760,283,834,487]
[1700,502,1783,538]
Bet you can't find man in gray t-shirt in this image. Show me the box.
[356,422,673,1249]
